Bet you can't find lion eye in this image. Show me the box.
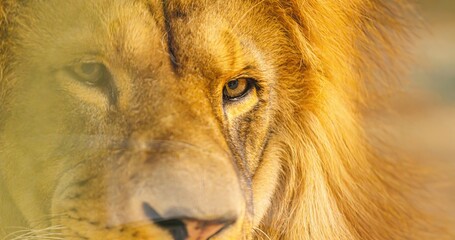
[70,62,107,86]
[223,78,254,101]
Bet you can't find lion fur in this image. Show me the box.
[0,1,449,240]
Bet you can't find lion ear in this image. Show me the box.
[0,0,13,46]
[0,0,19,90]
[0,2,6,93]
[0,1,20,108]
[0,1,13,69]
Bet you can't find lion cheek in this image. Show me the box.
[251,143,283,227]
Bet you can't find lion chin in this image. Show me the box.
[0,0,451,240]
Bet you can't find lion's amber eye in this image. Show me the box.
[70,62,107,86]
[223,78,254,101]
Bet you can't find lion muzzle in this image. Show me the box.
[91,140,245,239]
[143,202,234,240]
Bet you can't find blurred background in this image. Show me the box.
[405,1,455,167]
[392,0,455,230]
[415,0,455,102]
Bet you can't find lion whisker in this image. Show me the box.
[29,214,68,227]
[2,225,66,240]
[253,227,272,240]
[10,234,65,240]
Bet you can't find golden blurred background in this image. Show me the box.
[416,0,455,101]
[392,0,455,228]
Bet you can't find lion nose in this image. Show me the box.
[143,203,234,240]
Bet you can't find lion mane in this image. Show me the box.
[254,1,433,239]
[0,0,450,239]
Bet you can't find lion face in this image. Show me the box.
[0,0,303,239]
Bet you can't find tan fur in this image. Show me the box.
[0,0,450,239]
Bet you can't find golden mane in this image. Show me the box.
[257,1,446,239]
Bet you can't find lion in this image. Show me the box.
[0,0,451,239]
